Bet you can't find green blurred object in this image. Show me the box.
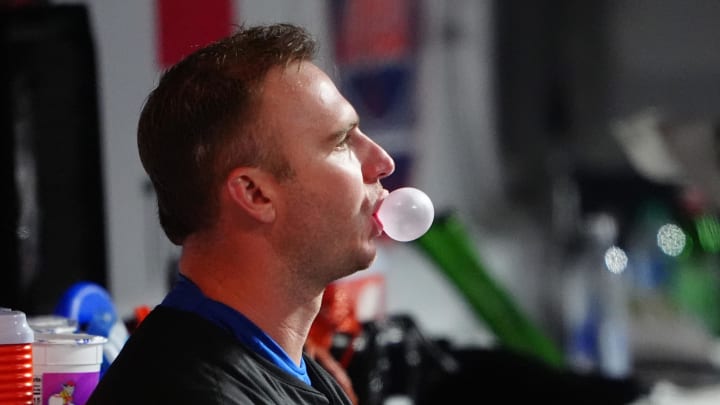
[670,225,720,336]
[413,212,565,369]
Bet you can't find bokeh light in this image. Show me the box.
[656,223,686,257]
[604,246,628,274]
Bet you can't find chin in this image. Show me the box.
[355,249,377,272]
[363,239,378,259]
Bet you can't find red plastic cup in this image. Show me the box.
[0,309,34,405]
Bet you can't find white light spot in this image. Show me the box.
[657,223,686,256]
[604,246,628,274]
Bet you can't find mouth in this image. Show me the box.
[372,211,384,236]
[371,192,389,237]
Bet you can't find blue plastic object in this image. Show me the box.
[54,281,129,376]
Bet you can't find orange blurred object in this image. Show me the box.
[0,343,34,405]
[134,305,152,326]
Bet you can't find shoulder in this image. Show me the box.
[88,306,347,405]
[89,306,254,404]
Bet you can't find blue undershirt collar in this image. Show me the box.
[160,274,311,385]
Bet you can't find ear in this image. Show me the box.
[225,167,276,223]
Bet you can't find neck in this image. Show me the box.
[178,234,323,364]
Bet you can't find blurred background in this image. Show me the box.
[3,0,720,403]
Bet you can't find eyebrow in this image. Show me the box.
[331,120,358,142]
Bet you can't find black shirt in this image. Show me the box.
[87,306,353,404]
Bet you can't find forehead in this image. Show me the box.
[258,61,356,138]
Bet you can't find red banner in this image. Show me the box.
[156,0,235,69]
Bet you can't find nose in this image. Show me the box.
[360,133,395,182]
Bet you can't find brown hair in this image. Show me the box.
[138,23,318,245]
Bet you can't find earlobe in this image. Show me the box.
[226,169,276,223]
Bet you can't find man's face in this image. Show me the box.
[259,61,395,284]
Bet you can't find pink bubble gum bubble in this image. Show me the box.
[377,187,434,242]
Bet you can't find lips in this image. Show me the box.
[371,194,387,237]
[372,211,384,237]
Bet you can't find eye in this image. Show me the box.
[335,132,352,150]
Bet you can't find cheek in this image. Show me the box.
[326,167,366,210]
[299,179,365,235]
[327,153,364,187]
[293,156,366,216]
[316,177,362,217]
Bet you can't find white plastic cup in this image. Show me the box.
[27,316,78,334]
[32,332,107,405]
[0,308,34,405]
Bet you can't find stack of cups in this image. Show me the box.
[32,332,106,405]
[27,315,78,335]
[0,308,35,405]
